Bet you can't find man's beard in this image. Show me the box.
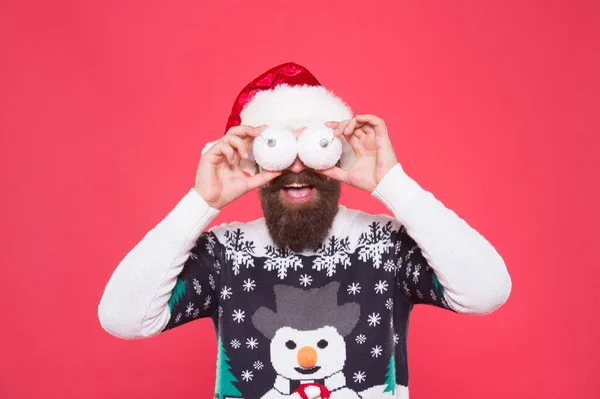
[259,170,341,252]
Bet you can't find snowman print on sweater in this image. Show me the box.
[252,282,361,399]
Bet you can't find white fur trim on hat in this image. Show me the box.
[240,84,353,129]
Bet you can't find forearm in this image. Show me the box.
[98,188,219,338]
[372,164,511,314]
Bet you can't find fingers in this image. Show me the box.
[316,166,349,184]
[360,124,376,135]
[223,134,251,160]
[332,117,366,138]
[325,121,340,129]
[355,114,383,125]
[328,119,363,139]
[202,124,267,171]
[218,124,266,162]
[253,124,268,135]
[344,118,358,135]
[328,116,386,137]
[327,118,367,158]
[333,119,352,137]
[355,114,387,136]
[226,124,264,139]
[213,141,237,165]
[246,170,282,191]
[347,134,367,156]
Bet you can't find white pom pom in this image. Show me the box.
[290,385,322,399]
[297,127,343,170]
[252,127,297,171]
[303,385,322,398]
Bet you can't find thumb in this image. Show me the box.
[316,166,349,185]
[246,170,282,192]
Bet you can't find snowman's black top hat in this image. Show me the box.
[251,282,360,339]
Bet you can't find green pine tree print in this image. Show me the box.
[384,354,396,394]
[432,274,444,296]
[168,277,186,312]
[215,338,242,398]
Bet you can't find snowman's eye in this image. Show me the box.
[285,340,297,349]
[317,339,328,349]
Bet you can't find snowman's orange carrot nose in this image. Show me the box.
[297,346,318,368]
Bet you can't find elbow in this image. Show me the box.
[472,270,512,314]
[449,258,512,315]
[98,294,167,339]
[98,301,131,339]
[97,297,143,340]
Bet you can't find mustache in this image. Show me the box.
[261,170,336,192]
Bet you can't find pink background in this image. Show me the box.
[1,0,598,397]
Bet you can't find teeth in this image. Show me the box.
[284,183,308,188]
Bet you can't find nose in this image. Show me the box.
[288,156,307,173]
[288,128,307,173]
[297,346,318,368]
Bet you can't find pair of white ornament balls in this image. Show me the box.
[252,126,343,171]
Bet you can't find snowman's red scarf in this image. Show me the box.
[278,371,347,395]
[295,382,331,399]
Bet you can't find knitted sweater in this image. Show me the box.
[98,163,511,399]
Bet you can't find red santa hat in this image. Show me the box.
[202,62,356,175]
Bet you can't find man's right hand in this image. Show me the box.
[195,125,282,210]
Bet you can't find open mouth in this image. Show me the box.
[281,183,316,203]
[294,366,321,375]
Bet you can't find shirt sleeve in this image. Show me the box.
[98,188,220,339]
[372,163,512,314]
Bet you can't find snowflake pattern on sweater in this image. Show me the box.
[163,207,453,399]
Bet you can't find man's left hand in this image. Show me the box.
[318,114,398,192]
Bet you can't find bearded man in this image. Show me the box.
[99,63,511,399]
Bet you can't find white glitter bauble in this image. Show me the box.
[297,127,343,170]
[252,127,297,171]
